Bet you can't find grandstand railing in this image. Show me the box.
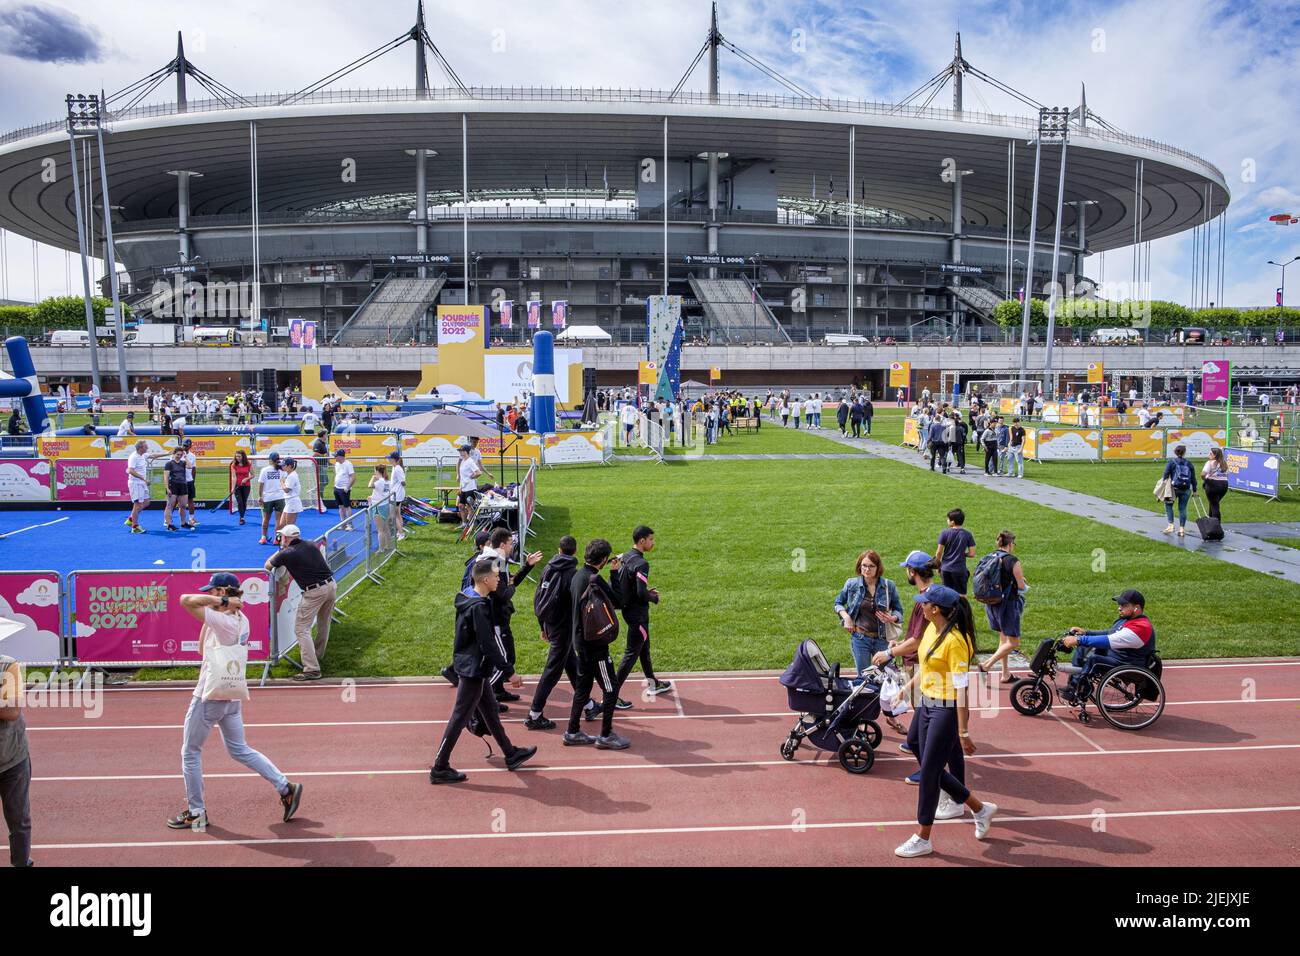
[0,87,1224,181]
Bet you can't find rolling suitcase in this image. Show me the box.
[1192,495,1223,542]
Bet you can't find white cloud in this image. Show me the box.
[0,596,60,660]
[15,578,58,607]
[74,620,96,638]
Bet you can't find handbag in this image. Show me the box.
[1152,477,1174,502]
[882,615,903,644]
[200,633,249,701]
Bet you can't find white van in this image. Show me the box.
[192,327,238,346]
[48,330,90,346]
[1093,327,1142,345]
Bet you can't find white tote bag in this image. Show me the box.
[200,636,249,701]
[879,667,910,717]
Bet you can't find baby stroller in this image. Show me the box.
[779,639,883,773]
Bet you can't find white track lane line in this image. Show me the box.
[0,516,69,539]
[29,741,1300,783]
[1049,712,1107,752]
[24,696,1300,733]
[10,804,1300,853]
[56,660,1300,694]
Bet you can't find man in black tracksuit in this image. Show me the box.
[564,539,631,750]
[951,414,968,473]
[484,531,543,704]
[430,559,537,784]
[526,536,598,729]
[614,525,673,700]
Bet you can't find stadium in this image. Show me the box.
[0,3,1229,371]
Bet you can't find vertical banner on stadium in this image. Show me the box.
[0,571,62,663]
[526,300,541,329]
[551,300,567,329]
[302,321,317,349]
[498,299,513,329]
[709,366,721,383]
[70,570,271,665]
[1202,360,1230,402]
[1087,362,1104,384]
[289,319,303,348]
[889,361,911,389]
[0,459,52,502]
[638,361,659,386]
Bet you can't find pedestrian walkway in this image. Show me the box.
[612,452,865,462]
[820,431,1300,585]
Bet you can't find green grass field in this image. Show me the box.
[131,421,1300,683]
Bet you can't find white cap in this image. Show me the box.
[280,523,302,539]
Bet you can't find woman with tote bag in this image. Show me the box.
[168,572,303,830]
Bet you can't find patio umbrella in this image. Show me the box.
[381,410,498,438]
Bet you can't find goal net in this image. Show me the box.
[237,456,327,513]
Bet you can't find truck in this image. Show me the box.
[125,324,178,346]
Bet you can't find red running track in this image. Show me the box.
[11,659,1300,866]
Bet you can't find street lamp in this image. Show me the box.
[1267,256,1299,307]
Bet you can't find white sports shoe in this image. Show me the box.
[973,801,998,840]
[935,794,965,821]
[894,834,933,858]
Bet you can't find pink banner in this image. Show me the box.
[1202,360,1230,402]
[551,299,567,328]
[499,299,513,328]
[55,458,130,502]
[0,571,62,663]
[72,570,270,665]
[0,459,52,502]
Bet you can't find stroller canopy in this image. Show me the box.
[780,639,832,694]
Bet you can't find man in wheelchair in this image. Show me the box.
[1061,589,1156,700]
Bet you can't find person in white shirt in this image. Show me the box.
[804,395,818,428]
[1129,387,1138,402]
[331,449,355,528]
[387,451,408,541]
[257,452,286,545]
[368,463,394,550]
[116,412,136,438]
[169,572,302,830]
[280,458,303,529]
[302,409,319,433]
[124,440,152,533]
[456,444,483,528]
[620,401,638,447]
[468,436,483,469]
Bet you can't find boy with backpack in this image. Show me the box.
[614,525,673,700]
[527,536,599,729]
[430,558,538,784]
[564,539,631,750]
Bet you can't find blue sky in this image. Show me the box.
[1,0,1297,306]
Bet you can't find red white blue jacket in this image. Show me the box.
[1079,615,1156,665]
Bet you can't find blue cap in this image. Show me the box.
[900,550,933,570]
[268,452,281,462]
[915,585,961,610]
[199,571,241,592]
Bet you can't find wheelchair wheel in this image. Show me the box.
[863,721,883,749]
[1095,666,1164,730]
[837,736,875,774]
[780,735,799,760]
[1009,678,1050,716]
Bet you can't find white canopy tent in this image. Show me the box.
[554,325,611,343]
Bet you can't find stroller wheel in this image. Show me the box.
[780,736,799,760]
[861,721,883,749]
[837,737,875,774]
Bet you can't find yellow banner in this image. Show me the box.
[888,362,910,388]
[998,398,1016,415]
[709,366,721,382]
[36,435,107,460]
[111,434,251,459]
[902,417,920,447]
[1022,428,1038,459]
[110,436,176,458]
[639,361,659,386]
[1087,362,1105,384]
[1100,428,1165,461]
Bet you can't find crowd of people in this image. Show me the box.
[909,394,1028,478]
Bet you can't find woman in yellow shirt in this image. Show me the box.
[891,585,998,858]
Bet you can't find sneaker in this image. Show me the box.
[646,679,674,696]
[898,742,913,755]
[563,731,596,746]
[291,670,322,682]
[123,517,133,526]
[238,518,245,525]
[1177,527,1186,538]
[429,766,467,785]
[280,782,303,821]
[612,698,633,711]
[935,794,965,820]
[167,524,179,532]
[905,770,922,785]
[497,703,508,713]
[131,525,146,534]
[440,665,460,688]
[504,745,538,771]
[973,801,998,840]
[1162,524,1174,534]
[188,520,199,528]
[582,703,601,722]
[258,535,267,544]
[397,532,408,541]
[894,834,933,858]
[166,808,208,830]
[595,733,631,750]
[496,689,521,703]
[524,715,556,731]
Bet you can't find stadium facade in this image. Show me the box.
[0,5,1229,376]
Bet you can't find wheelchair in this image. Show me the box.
[1009,635,1165,731]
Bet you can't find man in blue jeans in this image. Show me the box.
[995,417,1011,476]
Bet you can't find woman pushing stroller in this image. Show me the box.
[885,585,998,858]
[834,550,905,733]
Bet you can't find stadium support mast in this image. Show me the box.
[706,3,721,279]
[176,33,187,112]
[952,33,962,113]
[414,1,429,278]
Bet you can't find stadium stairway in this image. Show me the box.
[951,279,1003,321]
[331,274,446,345]
[688,276,791,345]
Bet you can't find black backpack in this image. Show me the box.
[972,551,1011,605]
[579,577,620,644]
[533,560,569,626]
